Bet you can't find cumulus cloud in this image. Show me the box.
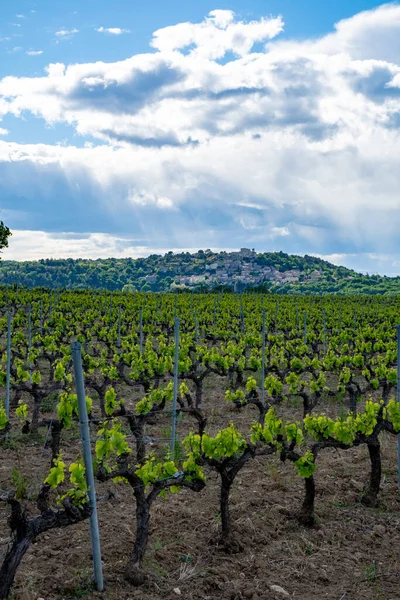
[0,6,399,273]
[314,3,400,63]
[150,9,283,58]
[0,128,8,135]
[26,50,43,56]
[95,27,130,35]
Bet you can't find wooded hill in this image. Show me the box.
[0,248,399,294]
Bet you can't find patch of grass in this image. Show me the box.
[63,569,96,598]
[62,427,81,442]
[11,467,29,501]
[371,588,384,600]
[288,395,302,409]
[333,499,347,508]
[199,569,212,578]
[304,543,314,555]
[1,430,46,450]
[364,560,378,582]
[40,391,59,413]
[159,427,185,464]
[151,538,165,552]
[144,558,167,577]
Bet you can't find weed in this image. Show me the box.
[364,560,378,582]
[152,538,164,551]
[208,408,218,425]
[333,499,346,508]
[144,558,167,576]
[288,396,302,409]
[159,428,185,464]
[11,468,29,501]
[178,558,198,581]
[268,463,282,486]
[40,391,59,414]
[63,568,96,598]
[180,554,193,563]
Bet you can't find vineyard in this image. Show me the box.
[0,289,400,600]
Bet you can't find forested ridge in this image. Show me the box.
[0,248,399,294]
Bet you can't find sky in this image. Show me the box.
[0,1,400,275]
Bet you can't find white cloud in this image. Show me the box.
[315,3,400,63]
[269,227,290,238]
[55,28,78,40]
[1,229,236,261]
[129,190,175,209]
[95,27,130,35]
[314,253,400,276]
[16,14,26,19]
[0,6,400,273]
[151,9,284,58]
[208,10,235,28]
[26,50,43,56]
[0,128,8,135]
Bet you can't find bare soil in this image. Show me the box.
[2,378,400,600]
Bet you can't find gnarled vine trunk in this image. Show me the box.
[124,489,150,586]
[361,441,381,507]
[297,476,315,526]
[220,476,232,542]
[0,536,31,599]
[0,494,91,600]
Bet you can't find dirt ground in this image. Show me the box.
[1,380,400,600]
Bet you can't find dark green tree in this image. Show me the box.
[0,221,11,254]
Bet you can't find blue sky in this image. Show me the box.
[0,1,400,275]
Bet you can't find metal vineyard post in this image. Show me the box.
[261,309,266,407]
[397,324,400,488]
[71,342,104,592]
[28,306,32,377]
[139,308,143,355]
[5,312,11,423]
[171,318,180,460]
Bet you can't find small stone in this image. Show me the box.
[318,569,329,582]
[354,552,363,561]
[373,525,386,536]
[270,584,290,597]
[350,479,364,492]
[173,588,182,596]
